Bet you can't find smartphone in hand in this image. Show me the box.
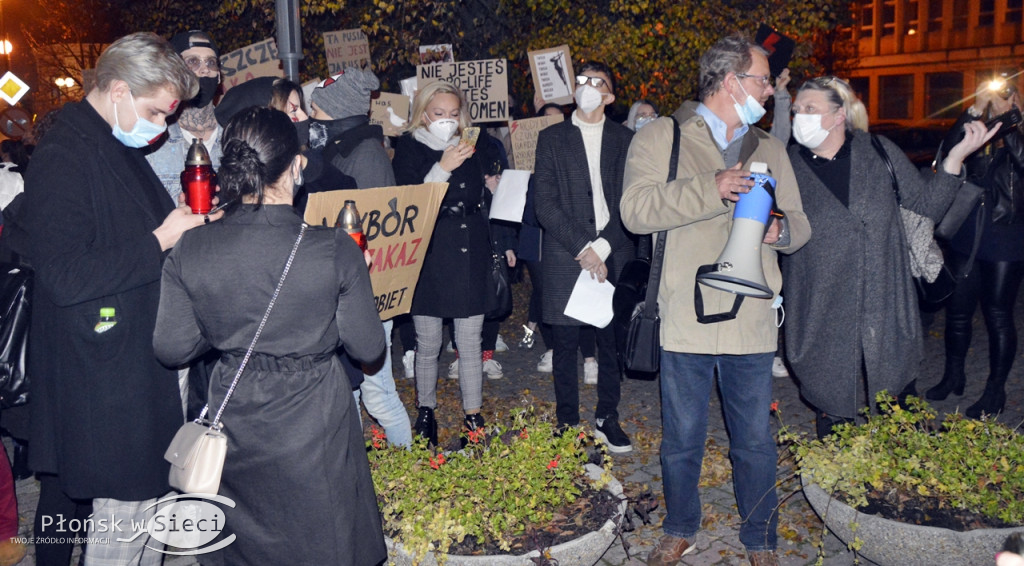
[461,126,481,148]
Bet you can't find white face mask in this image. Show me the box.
[792,113,835,149]
[729,80,766,126]
[575,85,605,114]
[426,116,459,143]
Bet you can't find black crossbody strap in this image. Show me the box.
[871,134,901,203]
[641,117,681,320]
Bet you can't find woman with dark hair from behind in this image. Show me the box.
[153,107,386,565]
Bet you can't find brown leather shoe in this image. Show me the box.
[747,550,779,566]
[646,534,695,566]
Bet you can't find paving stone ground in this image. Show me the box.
[7,291,1023,565]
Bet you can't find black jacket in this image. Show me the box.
[392,131,500,317]
[16,100,182,500]
[534,118,635,325]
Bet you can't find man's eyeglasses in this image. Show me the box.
[736,73,771,88]
[184,56,220,73]
[576,75,607,88]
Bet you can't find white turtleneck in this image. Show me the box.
[571,111,611,261]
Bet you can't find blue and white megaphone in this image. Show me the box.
[694,162,778,323]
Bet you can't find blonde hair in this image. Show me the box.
[406,81,471,134]
[798,76,869,132]
[95,32,198,100]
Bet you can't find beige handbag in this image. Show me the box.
[164,225,306,494]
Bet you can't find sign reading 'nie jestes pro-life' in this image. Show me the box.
[417,59,509,122]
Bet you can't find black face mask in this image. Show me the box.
[192,77,220,109]
[294,120,310,148]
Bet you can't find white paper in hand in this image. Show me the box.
[563,269,616,328]
[488,170,531,223]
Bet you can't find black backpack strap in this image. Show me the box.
[642,117,681,319]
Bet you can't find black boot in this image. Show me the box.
[965,378,1007,419]
[815,412,854,440]
[896,379,918,410]
[414,407,438,447]
[11,440,31,481]
[460,413,486,449]
[926,356,967,400]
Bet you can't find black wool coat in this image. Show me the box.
[392,132,500,318]
[534,118,635,326]
[17,101,182,500]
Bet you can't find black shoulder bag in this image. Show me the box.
[617,117,680,376]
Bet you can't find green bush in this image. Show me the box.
[368,408,613,565]
[783,393,1024,526]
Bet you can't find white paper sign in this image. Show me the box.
[563,270,616,328]
[488,170,530,223]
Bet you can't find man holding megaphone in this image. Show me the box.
[621,35,810,566]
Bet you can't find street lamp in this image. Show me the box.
[0,40,10,55]
[55,77,75,88]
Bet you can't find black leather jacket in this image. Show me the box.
[944,109,1024,225]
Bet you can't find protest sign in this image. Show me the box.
[489,170,531,223]
[304,183,449,320]
[508,114,563,171]
[323,29,371,74]
[369,92,411,137]
[419,44,454,64]
[417,59,509,121]
[529,45,575,106]
[755,24,795,78]
[219,38,284,92]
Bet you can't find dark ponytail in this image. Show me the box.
[219,106,300,207]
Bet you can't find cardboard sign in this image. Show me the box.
[419,44,454,64]
[528,45,575,106]
[219,38,284,92]
[304,183,449,320]
[508,114,563,171]
[417,59,509,122]
[369,92,411,137]
[323,29,371,74]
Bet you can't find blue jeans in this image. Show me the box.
[659,351,778,551]
[354,320,412,447]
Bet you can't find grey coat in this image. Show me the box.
[782,131,963,418]
[534,118,635,326]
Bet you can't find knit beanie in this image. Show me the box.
[169,30,219,57]
[310,67,380,119]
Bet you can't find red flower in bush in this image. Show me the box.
[771,401,779,413]
[429,454,446,470]
[547,454,561,470]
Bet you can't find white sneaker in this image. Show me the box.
[446,341,455,353]
[494,334,509,353]
[583,359,598,385]
[483,359,503,379]
[448,358,459,379]
[772,356,789,378]
[537,350,553,373]
[402,350,415,379]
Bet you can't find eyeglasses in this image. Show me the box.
[736,73,771,88]
[184,56,220,72]
[575,75,607,88]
